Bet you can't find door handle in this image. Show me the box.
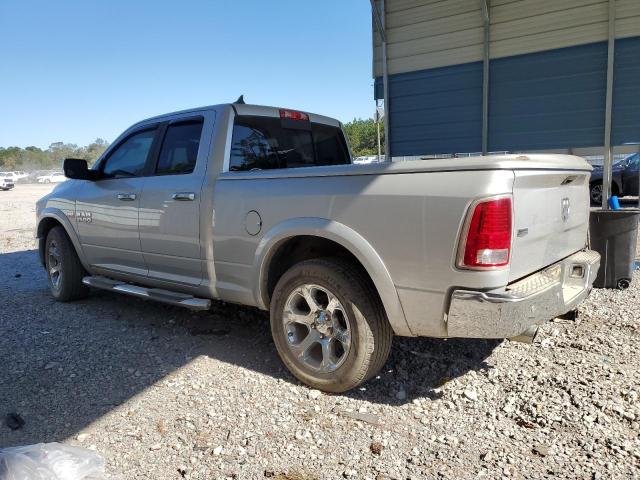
[172,192,196,201]
[117,193,136,201]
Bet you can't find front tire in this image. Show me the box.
[270,258,392,393]
[45,226,90,301]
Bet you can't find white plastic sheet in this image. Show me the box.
[0,443,104,480]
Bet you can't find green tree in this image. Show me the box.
[48,142,80,167]
[83,138,110,165]
[343,117,384,158]
[0,139,110,171]
[1,153,17,170]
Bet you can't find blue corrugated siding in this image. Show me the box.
[612,36,640,146]
[375,62,483,156]
[376,37,639,156]
[489,42,608,151]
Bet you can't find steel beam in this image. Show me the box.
[370,0,385,43]
[371,0,390,161]
[602,0,616,209]
[481,0,490,156]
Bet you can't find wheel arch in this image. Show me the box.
[590,178,621,195]
[253,217,412,336]
[37,210,88,270]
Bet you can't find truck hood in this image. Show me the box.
[589,163,624,182]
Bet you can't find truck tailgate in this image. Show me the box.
[510,170,590,282]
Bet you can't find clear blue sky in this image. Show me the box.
[0,0,375,149]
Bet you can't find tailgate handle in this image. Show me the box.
[561,175,578,185]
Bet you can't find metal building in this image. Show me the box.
[372,0,640,166]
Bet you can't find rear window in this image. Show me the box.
[156,120,203,176]
[228,115,350,172]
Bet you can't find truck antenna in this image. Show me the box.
[234,95,245,104]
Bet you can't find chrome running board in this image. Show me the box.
[82,276,211,310]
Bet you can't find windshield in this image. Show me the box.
[623,153,639,168]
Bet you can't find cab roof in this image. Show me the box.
[131,103,342,130]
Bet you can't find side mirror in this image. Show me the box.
[63,158,97,181]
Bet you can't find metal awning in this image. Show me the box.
[369,0,639,210]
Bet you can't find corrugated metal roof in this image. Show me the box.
[376,36,640,155]
[489,42,608,151]
[616,0,640,38]
[373,0,640,76]
[490,0,605,23]
[612,36,640,145]
[373,0,484,75]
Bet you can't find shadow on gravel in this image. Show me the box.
[0,248,498,447]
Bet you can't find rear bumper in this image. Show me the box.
[447,249,600,339]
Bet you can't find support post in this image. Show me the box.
[481,0,490,156]
[602,0,616,209]
[376,103,382,161]
[371,0,390,161]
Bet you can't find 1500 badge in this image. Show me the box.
[76,211,92,223]
[63,209,91,223]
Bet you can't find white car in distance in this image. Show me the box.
[0,172,15,190]
[1,171,29,182]
[37,172,66,184]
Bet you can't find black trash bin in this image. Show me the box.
[589,209,639,289]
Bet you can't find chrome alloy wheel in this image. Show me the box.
[282,284,352,373]
[590,183,603,204]
[48,240,62,289]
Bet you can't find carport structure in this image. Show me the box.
[371,0,640,208]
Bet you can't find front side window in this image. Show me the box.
[228,115,349,172]
[102,129,156,178]
[156,120,203,175]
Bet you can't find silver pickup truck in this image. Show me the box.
[36,102,600,392]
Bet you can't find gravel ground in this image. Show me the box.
[0,184,639,479]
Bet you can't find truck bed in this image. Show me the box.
[215,153,593,337]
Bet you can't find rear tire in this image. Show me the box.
[270,257,393,393]
[45,226,90,301]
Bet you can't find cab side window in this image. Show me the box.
[102,129,157,178]
[156,120,203,175]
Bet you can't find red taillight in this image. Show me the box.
[279,109,309,121]
[459,197,512,269]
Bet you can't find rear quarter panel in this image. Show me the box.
[212,167,514,337]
